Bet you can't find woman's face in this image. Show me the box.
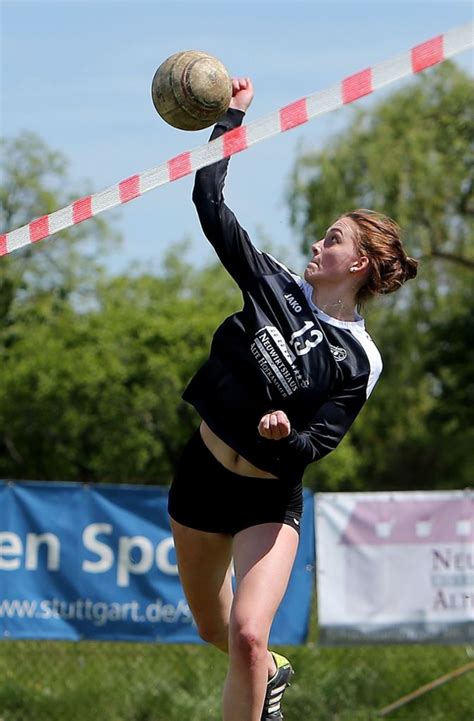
[304,217,362,285]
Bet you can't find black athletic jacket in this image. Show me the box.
[183,108,382,482]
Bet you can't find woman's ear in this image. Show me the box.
[350,256,369,273]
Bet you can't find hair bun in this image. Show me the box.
[343,209,418,303]
[378,255,418,295]
[404,256,419,282]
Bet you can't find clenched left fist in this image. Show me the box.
[258,410,291,440]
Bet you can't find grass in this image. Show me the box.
[0,639,473,721]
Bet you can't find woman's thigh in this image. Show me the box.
[230,522,299,637]
[170,518,234,641]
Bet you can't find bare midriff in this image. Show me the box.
[199,420,278,479]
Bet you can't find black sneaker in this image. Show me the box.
[261,652,294,720]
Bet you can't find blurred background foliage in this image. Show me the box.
[1,61,472,492]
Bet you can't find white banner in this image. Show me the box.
[316,490,474,644]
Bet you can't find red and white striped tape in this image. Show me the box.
[1,22,472,257]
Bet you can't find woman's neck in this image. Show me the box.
[311,286,358,322]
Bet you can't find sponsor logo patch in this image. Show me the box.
[329,344,347,362]
[284,293,302,313]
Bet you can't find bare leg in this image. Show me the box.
[223,523,299,721]
[170,518,234,651]
[170,518,281,680]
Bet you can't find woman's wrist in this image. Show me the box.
[229,100,249,113]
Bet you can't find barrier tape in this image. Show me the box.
[1,22,473,257]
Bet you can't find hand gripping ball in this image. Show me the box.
[151,50,232,131]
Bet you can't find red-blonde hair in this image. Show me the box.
[342,209,418,303]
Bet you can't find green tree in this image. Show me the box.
[0,132,116,478]
[289,62,473,491]
[0,246,240,483]
[0,132,119,320]
[0,131,241,483]
[423,288,474,487]
[289,62,473,274]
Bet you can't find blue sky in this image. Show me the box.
[1,0,473,275]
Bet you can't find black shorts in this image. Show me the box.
[168,429,303,536]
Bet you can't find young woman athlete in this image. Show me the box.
[168,77,418,721]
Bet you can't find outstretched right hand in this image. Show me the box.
[229,77,254,113]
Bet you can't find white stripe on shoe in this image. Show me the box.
[270,685,287,695]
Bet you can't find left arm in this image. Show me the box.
[259,373,370,471]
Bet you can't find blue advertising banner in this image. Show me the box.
[0,481,314,644]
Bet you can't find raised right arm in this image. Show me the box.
[192,81,281,288]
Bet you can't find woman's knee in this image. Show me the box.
[229,616,269,663]
[197,620,229,648]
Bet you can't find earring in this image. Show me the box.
[350,267,356,273]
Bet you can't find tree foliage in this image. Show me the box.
[289,62,473,274]
[0,254,239,483]
[290,62,473,491]
[0,133,241,482]
[1,63,472,490]
[0,132,119,322]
